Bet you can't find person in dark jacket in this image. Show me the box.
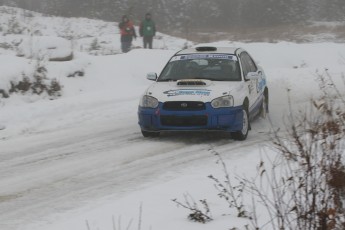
[139,13,156,49]
[119,15,136,53]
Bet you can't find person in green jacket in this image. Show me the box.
[139,13,156,49]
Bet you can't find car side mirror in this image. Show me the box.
[146,72,158,81]
[245,72,260,80]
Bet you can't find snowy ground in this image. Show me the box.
[1,7,345,230]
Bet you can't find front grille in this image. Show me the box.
[163,101,206,111]
[161,115,208,127]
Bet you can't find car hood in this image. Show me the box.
[145,79,244,102]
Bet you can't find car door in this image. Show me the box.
[239,52,258,110]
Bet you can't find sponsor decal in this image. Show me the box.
[257,78,266,92]
[163,89,211,97]
[171,54,237,62]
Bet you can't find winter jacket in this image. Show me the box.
[139,19,156,37]
[119,21,137,42]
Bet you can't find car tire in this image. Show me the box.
[232,107,249,141]
[141,130,160,138]
[260,94,268,119]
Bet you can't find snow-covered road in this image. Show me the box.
[1,43,345,230]
[0,94,268,230]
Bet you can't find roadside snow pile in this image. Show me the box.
[17,36,73,61]
[0,55,90,100]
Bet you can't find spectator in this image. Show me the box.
[139,13,156,49]
[119,15,136,53]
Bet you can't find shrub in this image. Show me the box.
[0,89,9,98]
[89,38,101,51]
[241,74,345,229]
[174,73,345,229]
[47,79,62,97]
[0,42,12,49]
[67,70,84,78]
[6,15,24,35]
[172,194,213,223]
[7,64,62,98]
[9,75,31,93]
[208,153,249,219]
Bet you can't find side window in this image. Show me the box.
[240,53,250,77]
[243,52,257,72]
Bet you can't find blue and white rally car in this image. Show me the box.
[138,46,269,140]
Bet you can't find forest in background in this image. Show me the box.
[1,0,345,41]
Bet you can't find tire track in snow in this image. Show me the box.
[0,119,268,230]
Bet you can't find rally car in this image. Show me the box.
[138,46,269,140]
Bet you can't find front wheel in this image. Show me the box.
[232,108,249,141]
[260,94,268,119]
[141,130,160,138]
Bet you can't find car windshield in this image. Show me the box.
[158,54,241,82]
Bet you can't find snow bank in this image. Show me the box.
[16,36,73,61]
[0,55,31,90]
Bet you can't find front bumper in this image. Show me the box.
[138,102,244,132]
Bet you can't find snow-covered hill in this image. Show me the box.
[0,6,190,52]
[0,6,345,230]
[6,0,345,39]
[0,6,192,102]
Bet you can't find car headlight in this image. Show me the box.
[140,95,159,108]
[211,95,234,108]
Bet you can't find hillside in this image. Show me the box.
[0,6,191,53]
[3,0,345,42]
[0,6,191,99]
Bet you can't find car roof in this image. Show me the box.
[176,46,241,55]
